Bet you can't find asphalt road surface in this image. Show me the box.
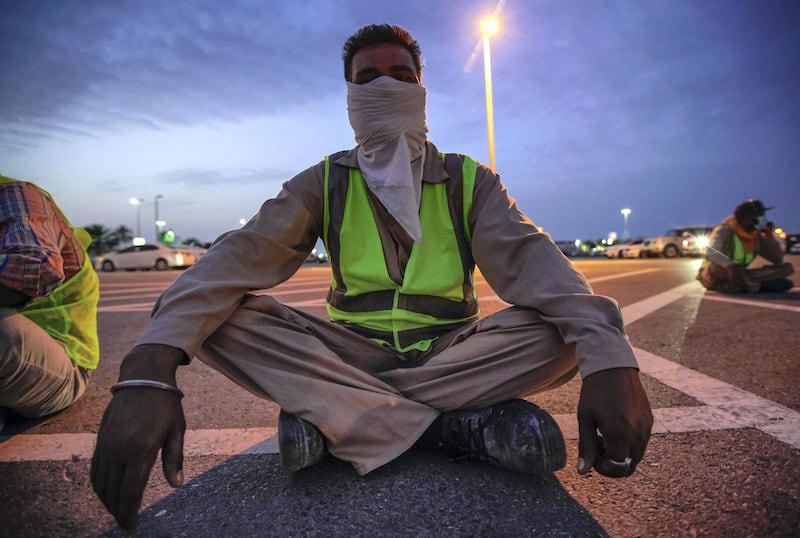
[2,256,799,537]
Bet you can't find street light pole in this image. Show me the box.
[154,194,163,242]
[621,208,632,241]
[129,197,143,238]
[480,16,498,171]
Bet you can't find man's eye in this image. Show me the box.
[356,74,379,85]
[394,73,418,83]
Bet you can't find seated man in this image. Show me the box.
[91,24,653,530]
[698,199,794,293]
[0,175,100,431]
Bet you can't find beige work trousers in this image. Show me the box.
[198,294,577,475]
[0,308,90,419]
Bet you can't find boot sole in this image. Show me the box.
[278,410,326,473]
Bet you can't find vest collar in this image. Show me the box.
[333,140,451,184]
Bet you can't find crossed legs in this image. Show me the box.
[198,294,577,475]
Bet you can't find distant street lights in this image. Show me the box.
[129,197,144,238]
[154,194,164,242]
[480,16,498,171]
[620,208,632,241]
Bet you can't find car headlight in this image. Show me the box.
[696,237,709,248]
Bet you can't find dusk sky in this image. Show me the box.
[2,0,798,245]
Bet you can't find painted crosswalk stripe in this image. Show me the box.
[4,279,797,462]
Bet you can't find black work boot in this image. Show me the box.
[0,407,9,433]
[433,399,566,474]
[759,278,794,292]
[278,410,327,473]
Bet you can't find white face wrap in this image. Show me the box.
[347,76,428,243]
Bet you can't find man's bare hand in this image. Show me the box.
[90,344,187,529]
[576,367,653,478]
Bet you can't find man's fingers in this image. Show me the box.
[115,461,155,530]
[576,413,600,474]
[577,415,639,478]
[594,455,633,478]
[90,457,113,515]
[91,390,183,529]
[162,420,186,488]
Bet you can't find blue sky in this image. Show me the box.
[2,0,798,244]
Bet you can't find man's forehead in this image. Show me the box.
[351,43,415,70]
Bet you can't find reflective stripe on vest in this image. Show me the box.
[0,177,101,369]
[323,153,479,352]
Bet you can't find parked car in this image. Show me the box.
[554,240,580,258]
[642,225,715,258]
[95,243,199,272]
[184,245,209,259]
[783,231,799,254]
[305,247,328,264]
[603,238,645,259]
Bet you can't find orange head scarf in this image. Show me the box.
[722,215,758,253]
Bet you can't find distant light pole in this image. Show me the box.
[620,208,632,241]
[154,194,164,242]
[129,197,144,238]
[480,16,498,171]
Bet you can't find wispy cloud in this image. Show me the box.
[1,0,798,239]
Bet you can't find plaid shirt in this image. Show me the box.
[0,180,85,299]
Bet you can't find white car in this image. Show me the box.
[604,238,645,259]
[305,247,329,263]
[96,243,198,272]
[642,226,715,258]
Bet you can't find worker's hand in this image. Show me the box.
[576,367,653,478]
[90,344,187,530]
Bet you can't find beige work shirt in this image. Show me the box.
[138,141,638,378]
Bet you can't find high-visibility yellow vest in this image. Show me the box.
[323,153,479,352]
[731,234,756,266]
[0,176,100,369]
[700,230,757,273]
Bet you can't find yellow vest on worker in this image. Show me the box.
[0,177,100,369]
[323,153,479,352]
[700,229,757,273]
[731,234,756,266]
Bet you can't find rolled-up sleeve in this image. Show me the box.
[0,183,68,299]
[468,165,638,378]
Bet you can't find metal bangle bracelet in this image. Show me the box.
[608,456,633,467]
[111,379,184,398]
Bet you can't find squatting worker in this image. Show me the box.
[698,198,794,293]
[91,24,653,530]
[0,176,100,431]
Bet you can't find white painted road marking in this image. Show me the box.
[0,428,277,462]
[4,278,798,462]
[701,293,800,313]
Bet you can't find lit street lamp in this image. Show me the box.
[154,194,164,242]
[129,197,144,238]
[621,208,632,241]
[480,16,498,171]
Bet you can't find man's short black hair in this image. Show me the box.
[342,24,422,82]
